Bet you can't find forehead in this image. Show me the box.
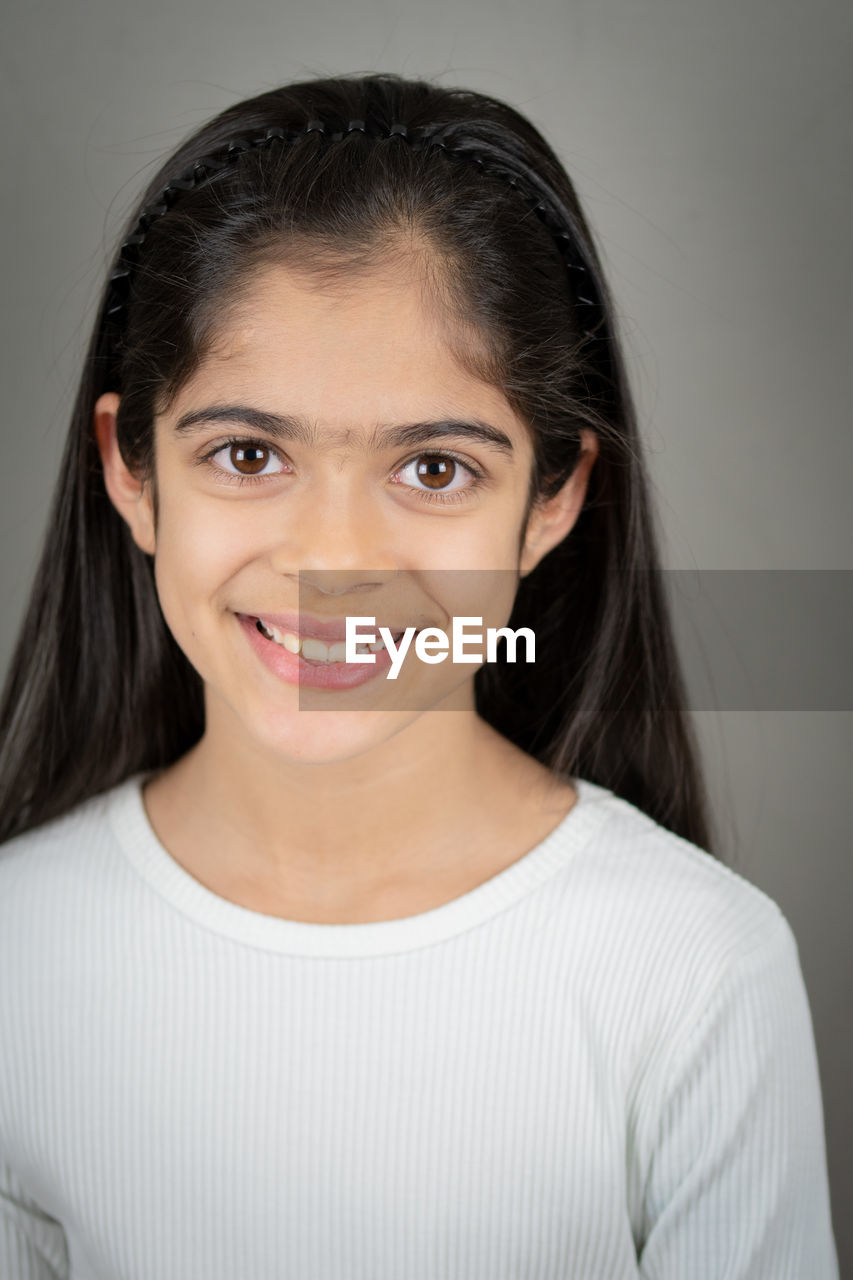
[167,260,526,445]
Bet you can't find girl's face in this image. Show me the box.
[96,258,595,765]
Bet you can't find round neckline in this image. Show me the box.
[106,769,615,958]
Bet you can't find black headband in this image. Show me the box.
[105,116,603,342]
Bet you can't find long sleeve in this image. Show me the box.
[0,1157,69,1279]
[637,913,839,1278]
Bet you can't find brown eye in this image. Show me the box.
[230,443,273,475]
[416,455,458,490]
[395,452,480,503]
[205,438,286,483]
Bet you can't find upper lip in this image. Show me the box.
[243,612,415,642]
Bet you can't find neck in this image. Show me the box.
[141,686,564,917]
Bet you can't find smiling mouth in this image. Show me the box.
[253,617,406,663]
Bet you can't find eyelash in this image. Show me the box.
[197,436,486,506]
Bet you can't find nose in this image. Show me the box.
[268,479,399,595]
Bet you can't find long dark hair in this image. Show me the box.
[0,72,717,855]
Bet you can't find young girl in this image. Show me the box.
[0,73,839,1278]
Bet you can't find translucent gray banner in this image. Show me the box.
[279,570,852,712]
[663,570,852,711]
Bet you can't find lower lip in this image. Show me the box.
[236,614,398,690]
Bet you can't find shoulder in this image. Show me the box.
[561,779,794,1005]
[546,781,808,1118]
[0,782,118,871]
[0,780,132,950]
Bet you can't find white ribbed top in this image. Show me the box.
[0,771,839,1279]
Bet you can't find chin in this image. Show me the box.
[249,702,418,767]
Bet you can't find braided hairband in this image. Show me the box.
[105,117,602,341]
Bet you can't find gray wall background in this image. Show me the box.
[3,0,851,1268]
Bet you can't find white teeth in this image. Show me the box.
[256,619,396,663]
[301,637,346,663]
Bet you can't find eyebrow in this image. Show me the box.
[172,405,515,458]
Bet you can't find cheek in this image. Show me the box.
[421,504,525,572]
[420,567,519,642]
[152,495,258,626]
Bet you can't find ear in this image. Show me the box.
[519,429,599,577]
[93,392,157,556]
